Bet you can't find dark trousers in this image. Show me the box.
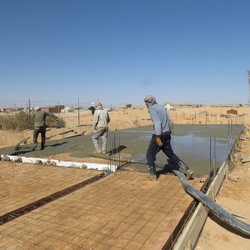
[33,126,46,148]
[146,132,181,167]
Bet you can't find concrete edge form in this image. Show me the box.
[173,161,228,250]
[0,154,117,172]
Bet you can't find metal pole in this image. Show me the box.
[113,131,116,169]
[118,131,121,168]
[28,99,31,129]
[110,132,113,171]
[248,70,250,104]
[213,137,216,173]
[57,101,60,119]
[78,98,80,126]
[209,137,212,176]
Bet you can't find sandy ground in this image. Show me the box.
[1,105,250,249]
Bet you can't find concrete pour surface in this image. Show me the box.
[0,124,241,249]
[0,161,201,249]
[1,124,243,176]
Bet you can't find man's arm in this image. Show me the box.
[51,113,59,120]
[149,107,162,136]
[92,113,99,130]
[107,113,110,123]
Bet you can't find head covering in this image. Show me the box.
[144,95,156,107]
[94,101,102,108]
[35,107,41,111]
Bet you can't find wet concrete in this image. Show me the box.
[110,124,243,176]
[0,162,199,249]
[0,124,243,177]
[0,124,244,249]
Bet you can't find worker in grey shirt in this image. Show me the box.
[92,101,110,154]
[144,95,193,179]
[33,107,58,151]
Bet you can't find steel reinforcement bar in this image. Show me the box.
[0,173,105,226]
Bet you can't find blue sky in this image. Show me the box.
[1,0,250,108]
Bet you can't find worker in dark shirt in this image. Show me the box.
[33,107,58,151]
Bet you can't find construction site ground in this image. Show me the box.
[0,127,213,249]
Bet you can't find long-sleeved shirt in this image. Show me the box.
[34,111,57,129]
[92,107,110,130]
[148,103,171,136]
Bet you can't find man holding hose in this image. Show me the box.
[144,95,194,180]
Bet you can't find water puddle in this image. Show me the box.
[120,124,243,176]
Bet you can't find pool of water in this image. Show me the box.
[119,124,243,177]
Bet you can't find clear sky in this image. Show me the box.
[1,0,250,108]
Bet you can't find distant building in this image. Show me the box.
[42,105,65,113]
[61,107,74,113]
[164,104,175,111]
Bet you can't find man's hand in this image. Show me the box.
[156,136,163,147]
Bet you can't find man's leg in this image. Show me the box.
[101,127,108,154]
[162,132,193,179]
[32,129,39,151]
[92,128,103,153]
[146,135,161,179]
[178,161,194,179]
[40,128,46,150]
[161,132,181,163]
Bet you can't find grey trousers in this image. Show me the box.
[92,126,108,153]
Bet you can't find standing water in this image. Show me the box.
[119,124,243,177]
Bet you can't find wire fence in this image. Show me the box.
[0,99,127,110]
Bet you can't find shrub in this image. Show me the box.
[0,111,65,130]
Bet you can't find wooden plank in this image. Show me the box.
[173,163,228,250]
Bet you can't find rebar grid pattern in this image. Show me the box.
[0,162,101,216]
[0,164,200,249]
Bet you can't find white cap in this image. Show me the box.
[94,101,102,107]
[35,107,41,111]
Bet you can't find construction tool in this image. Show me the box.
[14,137,30,151]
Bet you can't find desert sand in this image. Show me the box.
[1,105,250,249]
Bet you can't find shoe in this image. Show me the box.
[93,150,102,154]
[32,143,38,152]
[148,173,157,179]
[148,166,156,179]
[102,151,110,156]
[186,169,194,180]
[178,161,194,179]
[163,164,170,171]
[178,161,188,173]
[40,142,45,150]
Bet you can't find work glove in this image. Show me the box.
[156,136,163,147]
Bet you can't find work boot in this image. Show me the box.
[40,142,45,150]
[93,150,102,154]
[148,166,156,179]
[32,143,38,152]
[102,151,111,156]
[186,169,194,179]
[178,161,194,179]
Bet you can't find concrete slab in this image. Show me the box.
[0,124,243,176]
[0,161,101,216]
[0,161,201,249]
[0,124,241,248]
